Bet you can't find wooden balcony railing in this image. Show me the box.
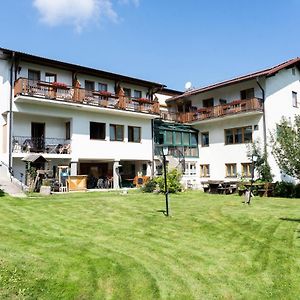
[14,78,160,115]
[161,98,263,123]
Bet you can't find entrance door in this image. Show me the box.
[31,122,45,151]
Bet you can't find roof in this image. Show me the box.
[157,88,183,96]
[167,57,300,102]
[0,47,166,89]
[22,154,48,163]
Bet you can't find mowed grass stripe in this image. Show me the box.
[0,191,299,299]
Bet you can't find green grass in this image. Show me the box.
[0,191,299,299]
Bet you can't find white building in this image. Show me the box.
[0,48,165,189]
[163,58,300,186]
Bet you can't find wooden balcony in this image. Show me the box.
[14,78,160,115]
[162,98,263,123]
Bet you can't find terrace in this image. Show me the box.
[162,98,263,123]
[12,136,71,155]
[14,78,160,115]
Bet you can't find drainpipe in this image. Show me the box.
[151,119,155,177]
[256,78,267,156]
[8,52,15,175]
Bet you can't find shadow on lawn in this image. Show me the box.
[0,189,5,197]
[279,217,300,223]
[156,209,168,216]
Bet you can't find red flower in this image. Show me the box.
[137,97,151,103]
[52,82,68,88]
[99,91,112,96]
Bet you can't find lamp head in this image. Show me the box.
[252,154,258,162]
[162,146,168,156]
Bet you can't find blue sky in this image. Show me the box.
[1,0,300,90]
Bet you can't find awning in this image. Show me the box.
[22,154,48,163]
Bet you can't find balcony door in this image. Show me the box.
[31,122,45,151]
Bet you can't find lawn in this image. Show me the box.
[0,191,299,299]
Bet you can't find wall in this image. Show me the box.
[195,114,263,182]
[264,67,300,182]
[11,102,154,163]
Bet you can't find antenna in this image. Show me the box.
[185,81,192,91]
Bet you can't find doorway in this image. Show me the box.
[31,122,45,151]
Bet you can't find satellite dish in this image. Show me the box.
[185,81,192,90]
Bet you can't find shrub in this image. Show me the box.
[273,181,299,198]
[141,178,157,193]
[156,168,183,193]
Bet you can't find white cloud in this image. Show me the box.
[33,0,119,32]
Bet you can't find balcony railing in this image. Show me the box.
[14,78,160,115]
[12,136,71,154]
[161,98,263,123]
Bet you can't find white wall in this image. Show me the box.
[179,79,264,108]
[10,102,153,162]
[264,67,300,182]
[195,114,263,182]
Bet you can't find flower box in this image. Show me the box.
[137,98,151,103]
[99,91,112,96]
[52,82,68,89]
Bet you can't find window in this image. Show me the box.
[225,163,237,177]
[28,70,40,82]
[45,73,57,83]
[123,88,131,97]
[182,132,190,145]
[292,91,298,107]
[85,80,95,91]
[201,132,209,147]
[110,124,124,141]
[174,131,182,145]
[190,133,198,146]
[165,131,173,144]
[90,122,105,140]
[65,122,70,140]
[241,163,252,177]
[292,68,296,76]
[128,126,141,143]
[200,164,210,177]
[225,126,252,144]
[99,83,108,91]
[219,99,227,105]
[240,88,254,100]
[203,98,214,107]
[134,90,142,98]
[184,162,197,176]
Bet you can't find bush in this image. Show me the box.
[141,178,157,193]
[273,181,300,198]
[156,168,183,193]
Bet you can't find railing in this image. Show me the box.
[12,136,71,154]
[162,98,263,123]
[14,78,160,115]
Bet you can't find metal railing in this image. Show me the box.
[14,78,160,115]
[12,136,71,154]
[161,98,263,123]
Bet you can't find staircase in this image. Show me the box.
[0,162,26,198]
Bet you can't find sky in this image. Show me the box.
[1,0,300,90]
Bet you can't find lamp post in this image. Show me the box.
[162,146,169,216]
[247,154,258,205]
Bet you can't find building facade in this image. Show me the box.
[0,48,164,188]
[163,58,300,186]
[1,47,299,190]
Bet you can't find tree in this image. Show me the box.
[270,116,300,180]
[248,140,273,182]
